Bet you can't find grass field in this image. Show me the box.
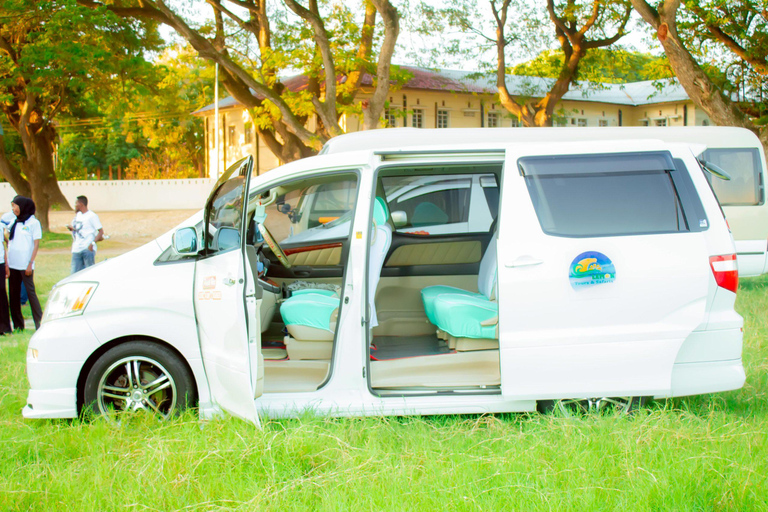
[1,243,767,511]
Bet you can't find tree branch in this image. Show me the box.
[283,0,343,136]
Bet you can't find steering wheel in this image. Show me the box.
[257,223,292,269]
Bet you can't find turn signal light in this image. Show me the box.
[710,254,739,293]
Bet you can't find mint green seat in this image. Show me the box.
[421,286,481,325]
[280,293,339,336]
[432,293,499,339]
[290,288,337,298]
[279,197,392,359]
[421,237,497,327]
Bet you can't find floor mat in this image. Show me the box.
[371,335,453,360]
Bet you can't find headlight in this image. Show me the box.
[42,282,98,324]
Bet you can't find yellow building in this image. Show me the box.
[193,66,711,177]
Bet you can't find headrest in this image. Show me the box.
[373,197,389,226]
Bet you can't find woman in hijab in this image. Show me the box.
[6,196,43,330]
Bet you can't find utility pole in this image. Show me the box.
[213,63,220,181]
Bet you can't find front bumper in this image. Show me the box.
[23,317,102,419]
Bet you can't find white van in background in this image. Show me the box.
[322,127,768,276]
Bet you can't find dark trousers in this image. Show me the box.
[0,263,10,334]
[9,268,42,330]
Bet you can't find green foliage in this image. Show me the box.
[513,48,676,83]
[55,44,211,180]
[676,1,768,120]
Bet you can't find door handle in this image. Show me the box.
[223,277,236,286]
[505,256,543,268]
[293,265,312,278]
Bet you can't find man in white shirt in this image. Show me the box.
[67,195,103,274]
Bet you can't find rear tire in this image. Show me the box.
[83,341,195,419]
[537,396,646,415]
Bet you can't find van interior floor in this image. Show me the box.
[370,335,453,360]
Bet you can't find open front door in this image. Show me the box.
[194,156,261,424]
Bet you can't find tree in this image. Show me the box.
[56,44,212,180]
[629,0,766,148]
[422,0,631,127]
[513,48,675,83]
[80,0,401,163]
[493,0,632,126]
[0,0,160,229]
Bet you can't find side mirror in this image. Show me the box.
[391,210,408,228]
[216,226,241,251]
[172,227,199,255]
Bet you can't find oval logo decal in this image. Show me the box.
[569,251,616,288]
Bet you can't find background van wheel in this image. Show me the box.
[83,341,195,419]
[537,396,646,415]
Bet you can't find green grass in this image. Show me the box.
[1,252,767,510]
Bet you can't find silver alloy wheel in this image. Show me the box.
[96,356,178,419]
[552,396,637,415]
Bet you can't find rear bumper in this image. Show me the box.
[658,327,745,398]
[659,359,746,398]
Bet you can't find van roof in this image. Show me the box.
[320,126,761,156]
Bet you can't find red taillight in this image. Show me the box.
[710,254,739,293]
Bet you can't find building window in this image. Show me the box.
[384,108,397,128]
[412,109,424,128]
[598,120,608,127]
[577,118,587,127]
[702,119,710,126]
[487,111,500,128]
[641,120,650,126]
[437,109,450,128]
[244,125,253,144]
[510,117,521,128]
[228,126,236,147]
[655,119,667,127]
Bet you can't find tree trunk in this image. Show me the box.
[630,0,766,155]
[0,132,32,197]
[16,121,71,231]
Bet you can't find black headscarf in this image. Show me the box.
[9,196,35,241]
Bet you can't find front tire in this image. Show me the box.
[83,341,195,419]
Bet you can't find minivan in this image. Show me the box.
[24,134,745,424]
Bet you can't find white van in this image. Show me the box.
[24,136,744,423]
[323,127,768,276]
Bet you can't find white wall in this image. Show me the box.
[0,178,215,212]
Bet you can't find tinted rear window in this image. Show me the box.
[702,148,763,206]
[520,151,707,237]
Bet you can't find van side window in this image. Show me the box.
[207,177,247,254]
[259,174,358,246]
[381,171,499,235]
[520,151,707,237]
[702,148,764,206]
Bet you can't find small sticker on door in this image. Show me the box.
[569,251,616,288]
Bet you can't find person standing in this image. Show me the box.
[67,195,103,274]
[1,210,27,306]
[0,216,11,335]
[7,196,43,331]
